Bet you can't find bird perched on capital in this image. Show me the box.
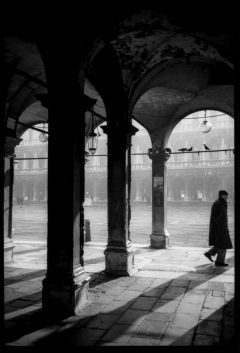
[203,144,210,150]
[186,147,193,151]
[164,148,172,153]
[178,148,188,152]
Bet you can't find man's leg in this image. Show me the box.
[216,249,227,263]
[204,246,217,262]
[208,246,218,256]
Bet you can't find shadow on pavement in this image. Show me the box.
[4,263,235,346]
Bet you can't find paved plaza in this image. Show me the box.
[4,202,236,346]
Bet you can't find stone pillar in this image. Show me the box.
[44,180,47,201]
[185,175,190,201]
[148,142,170,249]
[42,81,91,318]
[202,175,207,201]
[136,177,141,201]
[23,181,26,198]
[102,123,138,276]
[92,178,97,201]
[3,136,22,263]
[33,181,37,200]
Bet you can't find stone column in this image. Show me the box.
[102,123,138,276]
[92,178,97,201]
[185,175,190,201]
[43,179,47,201]
[3,136,22,263]
[136,177,141,201]
[42,82,91,318]
[202,175,207,201]
[148,142,170,249]
[33,181,37,200]
[23,181,26,198]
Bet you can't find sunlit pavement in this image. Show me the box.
[4,202,235,346]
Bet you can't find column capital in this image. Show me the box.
[147,140,171,163]
[101,122,139,137]
[4,135,22,158]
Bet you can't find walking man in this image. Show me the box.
[204,190,233,266]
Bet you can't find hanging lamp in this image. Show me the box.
[39,124,48,142]
[88,108,99,155]
[200,110,212,133]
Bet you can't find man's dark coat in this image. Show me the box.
[209,197,233,249]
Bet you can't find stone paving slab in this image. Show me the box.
[116,309,149,325]
[169,312,200,329]
[100,323,139,343]
[193,334,220,346]
[133,319,168,339]
[129,297,158,311]
[160,326,195,346]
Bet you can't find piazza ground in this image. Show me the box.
[3,201,235,346]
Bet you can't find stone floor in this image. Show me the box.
[4,242,235,346]
[4,202,236,346]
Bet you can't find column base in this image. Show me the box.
[104,242,138,276]
[150,231,170,249]
[42,266,91,319]
[4,239,15,263]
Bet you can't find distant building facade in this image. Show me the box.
[14,126,48,202]
[85,111,234,203]
[14,111,234,203]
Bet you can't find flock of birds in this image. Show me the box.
[165,144,210,154]
[178,144,210,152]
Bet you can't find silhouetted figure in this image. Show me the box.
[17,196,23,206]
[204,190,233,266]
[203,144,210,150]
[186,147,193,151]
[178,148,188,152]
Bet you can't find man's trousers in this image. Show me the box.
[208,246,227,263]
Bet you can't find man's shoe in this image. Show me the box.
[215,261,228,266]
[204,252,213,262]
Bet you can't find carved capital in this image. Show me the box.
[4,136,22,158]
[101,122,138,136]
[148,140,171,162]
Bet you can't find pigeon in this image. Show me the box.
[203,144,210,151]
[178,148,188,152]
[165,148,172,153]
[186,147,193,151]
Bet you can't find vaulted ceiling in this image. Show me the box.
[3,5,235,142]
